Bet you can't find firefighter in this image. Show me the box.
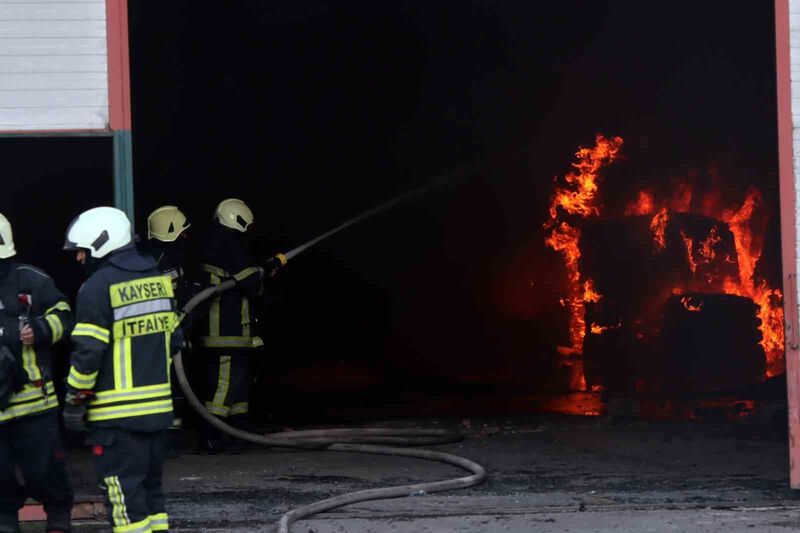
[143,206,193,457]
[0,213,74,533]
[62,207,182,533]
[144,206,192,304]
[199,199,285,452]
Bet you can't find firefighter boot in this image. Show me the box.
[198,420,226,454]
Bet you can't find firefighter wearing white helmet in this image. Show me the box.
[0,213,74,532]
[0,214,16,259]
[214,198,254,232]
[63,206,183,533]
[198,199,285,452]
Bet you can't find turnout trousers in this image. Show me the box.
[205,351,251,419]
[87,429,168,533]
[0,410,73,533]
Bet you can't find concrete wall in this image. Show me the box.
[0,0,108,132]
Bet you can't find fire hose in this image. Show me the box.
[172,174,486,532]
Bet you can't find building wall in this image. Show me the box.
[792,1,800,266]
[0,0,108,132]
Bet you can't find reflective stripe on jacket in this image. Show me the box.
[199,224,264,350]
[0,261,73,423]
[68,248,182,432]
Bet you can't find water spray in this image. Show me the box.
[180,170,465,321]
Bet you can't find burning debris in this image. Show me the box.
[544,135,784,396]
[544,134,623,356]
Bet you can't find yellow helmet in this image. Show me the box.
[214,198,254,232]
[0,213,16,259]
[147,206,190,242]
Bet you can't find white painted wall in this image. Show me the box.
[0,0,108,132]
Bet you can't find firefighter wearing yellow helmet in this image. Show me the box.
[198,199,284,452]
[0,213,74,532]
[143,206,194,458]
[144,206,192,303]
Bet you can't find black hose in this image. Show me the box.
[175,280,487,533]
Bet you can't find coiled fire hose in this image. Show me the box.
[174,280,486,533]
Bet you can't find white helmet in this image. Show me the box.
[147,205,190,242]
[0,213,16,259]
[214,198,254,233]
[63,207,132,258]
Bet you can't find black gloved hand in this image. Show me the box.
[265,253,287,278]
[62,403,88,433]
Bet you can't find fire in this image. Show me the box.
[545,135,784,392]
[699,227,720,263]
[590,321,622,334]
[625,190,655,216]
[545,135,623,353]
[680,297,703,312]
[680,231,696,274]
[547,135,623,220]
[650,208,669,251]
[718,190,784,375]
[670,181,693,213]
[583,279,602,303]
[722,191,760,295]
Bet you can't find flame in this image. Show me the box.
[548,135,623,220]
[680,297,703,312]
[650,208,669,251]
[717,191,784,375]
[699,227,720,263]
[680,231,696,274]
[590,323,607,334]
[545,136,784,389]
[583,279,602,303]
[670,181,693,212]
[590,320,622,334]
[625,190,655,216]
[722,191,760,295]
[545,135,623,353]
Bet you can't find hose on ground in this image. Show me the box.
[174,281,487,533]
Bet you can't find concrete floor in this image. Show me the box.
[58,412,798,532]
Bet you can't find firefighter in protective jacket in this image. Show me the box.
[143,205,193,305]
[0,213,73,533]
[63,207,183,533]
[199,199,285,451]
[143,205,194,456]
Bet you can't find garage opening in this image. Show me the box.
[124,1,786,427]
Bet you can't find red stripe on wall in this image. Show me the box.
[106,0,132,132]
[774,0,800,489]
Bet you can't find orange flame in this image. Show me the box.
[583,279,602,303]
[545,138,784,386]
[625,190,655,216]
[650,208,669,251]
[670,182,693,213]
[717,190,784,375]
[680,296,703,312]
[590,320,622,334]
[590,323,607,334]
[699,227,720,263]
[680,231,696,274]
[545,135,623,354]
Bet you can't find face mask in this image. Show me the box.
[82,256,102,276]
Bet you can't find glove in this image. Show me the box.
[265,254,288,277]
[62,403,88,433]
